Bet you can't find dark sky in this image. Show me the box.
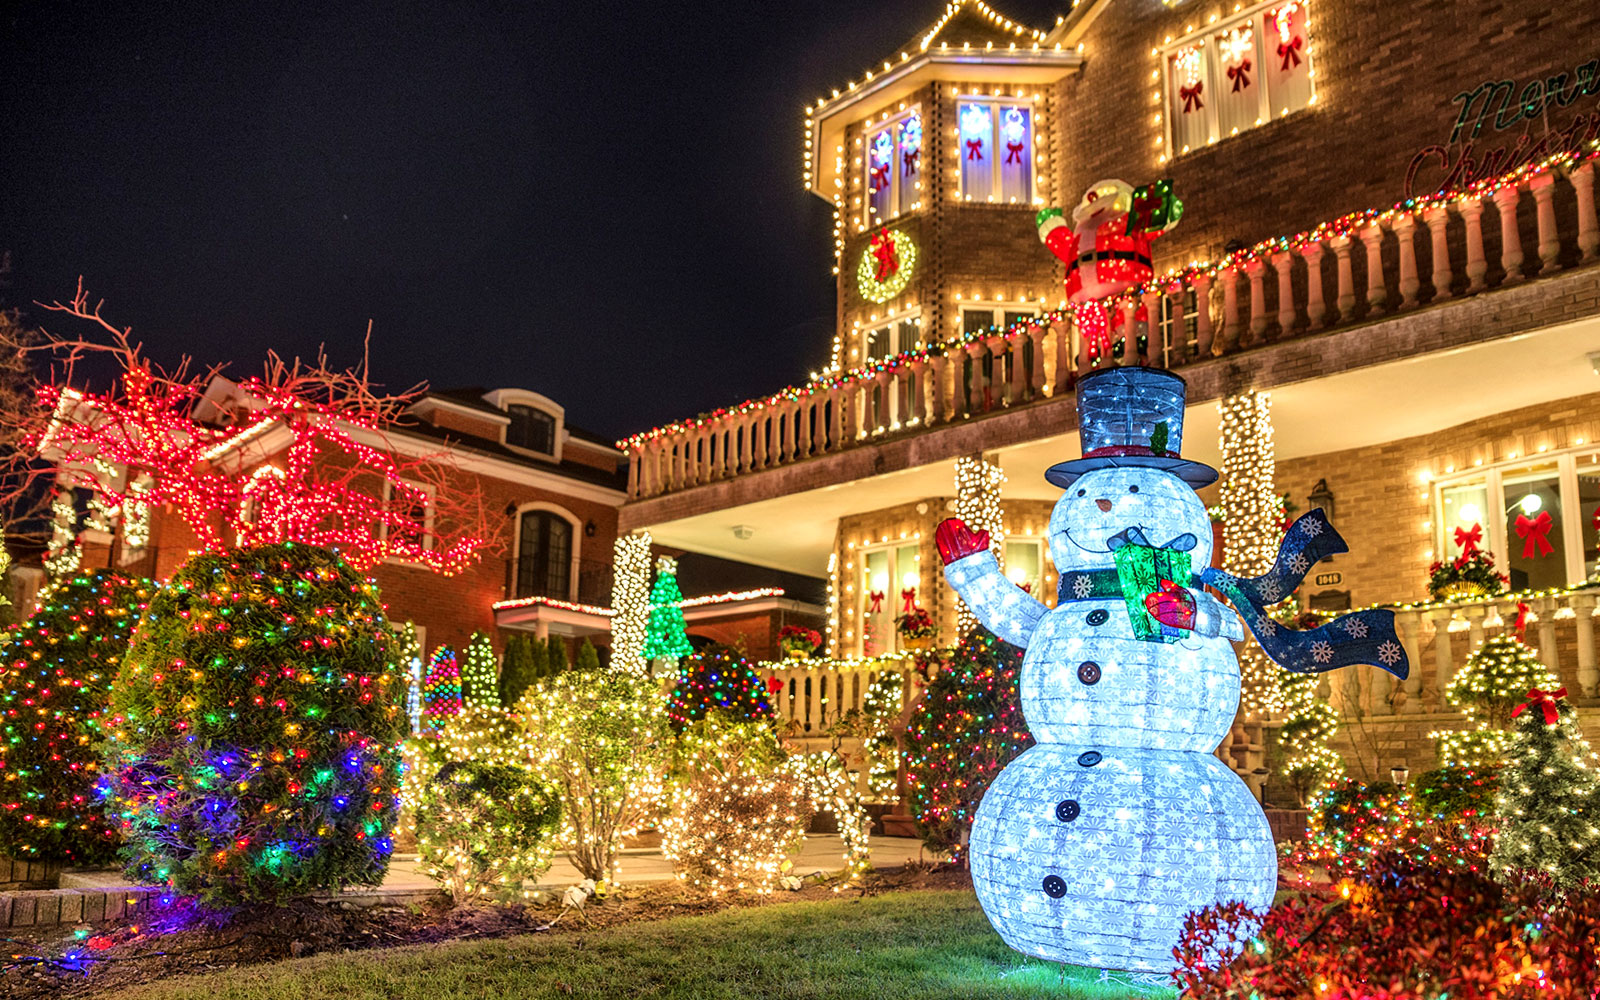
[0,0,1063,441]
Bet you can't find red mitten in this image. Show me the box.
[1144,579,1196,630]
[935,518,991,565]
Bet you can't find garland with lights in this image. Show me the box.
[460,632,499,709]
[1431,634,1557,769]
[666,649,775,731]
[101,543,405,903]
[903,627,1031,861]
[0,570,153,864]
[422,647,463,734]
[641,556,693,663]
[515,668,669,882]
[609,533,652,673]
[856,228,916,303]
[1488,689,1600,892]
[661,716,808,896]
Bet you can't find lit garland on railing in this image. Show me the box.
[491,586,786,616]
[621,144,1600,456]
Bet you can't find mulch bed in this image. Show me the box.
[2,863,975,998]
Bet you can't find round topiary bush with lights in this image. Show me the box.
[101,543,405,903]
[0,570,154,864]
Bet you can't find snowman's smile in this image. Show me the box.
[1060,524,1152,555]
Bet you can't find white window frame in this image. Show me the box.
[955,96,1036,205]
[380,477,436,555]
[862,105,923,229]
[1432,448,1590,588]
[1002,537,1048,598]
[511,501,582,602]
[856,540,923,657]
[1160,0,1316,159]
[484,388,565,463]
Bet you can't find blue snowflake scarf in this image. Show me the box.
[1199,509,1410,679]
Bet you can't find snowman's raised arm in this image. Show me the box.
[937,519,1048,649]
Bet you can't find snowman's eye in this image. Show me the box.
[1077,489,1086,497]
[1129,484,1139,493]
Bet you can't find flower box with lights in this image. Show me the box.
[778,625,822,660]
[894,606,935,650]
[1427,549,1508,602]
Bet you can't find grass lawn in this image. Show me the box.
[117,889,1177,1000]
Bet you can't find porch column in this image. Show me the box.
[1218,391,1279,718]
[1423,205,1453,301]
[609,531,653,674]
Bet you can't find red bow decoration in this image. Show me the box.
[1005,141,1025,164]
[1179,82,1204,113]
[869,228,899,282]
[1278,35,1303,71]
[1453,522,1483,558]
[870,163,890,189]
[965,139,984,160]
[1227,60,1252,92]
[1514,600,1533,637]
[902,148,919,175]
[1512,686,1567,726]
[867,590,885,613]
[901,587,918,613]
[1514,511,1555,559]
[766,675,785,697]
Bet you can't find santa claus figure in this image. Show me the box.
[1038,178,1183,302]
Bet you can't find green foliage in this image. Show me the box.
[1447,635,1559,728]
[1414,765,1499,823]
[0,570,154,864]
[641,564,692,661]
[497,635,538,707]
[103,543,405,904]
[417,760,561,906]
[517,668,669,882]
[666,649,774,730]
[545,636,567,676]
[904,627,1031,861]
[461,632,499,708]
[1490,695,1600,891]
[575,637,601,672]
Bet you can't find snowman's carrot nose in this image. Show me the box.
[1095,498,1113,512]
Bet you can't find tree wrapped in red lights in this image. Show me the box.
[666,648,774,731]
[1175,853,1600,999]
[101,543,406,904]
[0,570,154,864]
[903,627,1032,862]
[17,282,489,575]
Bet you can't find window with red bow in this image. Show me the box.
[1161,1,1314,160]
[1433,452,1600,593]
[863,108,921,227]
[956,98,1034,205]
[859,541,922,656]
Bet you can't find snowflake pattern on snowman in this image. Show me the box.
[937,367,1409,974]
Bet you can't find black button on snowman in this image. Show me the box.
[937,367,1406,974]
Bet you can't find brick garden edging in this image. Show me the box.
[0,885,162,929]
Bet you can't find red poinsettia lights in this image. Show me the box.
[27,282,489,574]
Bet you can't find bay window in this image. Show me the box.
[865,108,922,225]
[957,99,1033,204]
[1433,449,1599,590]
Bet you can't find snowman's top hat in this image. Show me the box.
[1045,367,1218,489]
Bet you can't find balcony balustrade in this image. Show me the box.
[622,157,1600,502]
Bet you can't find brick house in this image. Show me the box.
[615,0,1600,799]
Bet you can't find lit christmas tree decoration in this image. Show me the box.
[641,556,693,663]
[100,542,405,904]
[1431,634,1558,769]
[460,632,499,709]
[423,647,463,734]
[0,570,153,864]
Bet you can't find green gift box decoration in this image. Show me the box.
[1112,543,1193,643]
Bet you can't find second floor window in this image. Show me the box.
[1164,1,1314,157]
[958,100,1033,204]
[515,509,573,599]
[506,404,556,454]
[382,479,434,553]
[865,109,921,225]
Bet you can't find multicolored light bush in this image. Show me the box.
[903,627,1032,860]
[422,647,462,734]
[666,649,774,730]
[101,543,405,904]
[0,570,153,864]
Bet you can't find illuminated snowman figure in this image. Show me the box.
[937,367,1407,973]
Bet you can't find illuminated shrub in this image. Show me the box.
[517,668,668,882]
[416,760,561,905]
[0,571,153,864]
[666,649,774,730]
[1432,635,1558,769]
[102,543,405,903]
[661,716,808,896]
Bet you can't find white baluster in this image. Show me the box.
[1573,593,1598,696]
[1192,274,1215,357]
[1459,196,1489,293]
[1300,242,1326,330]
[1245,259,1268,345]
[1528,172,1560,273]
[1492,183,1525,283]
[1359,223,1387,316]
[1220,267,1242,352]
[1330,235,1356,322]
[1423,206,1453,301]
[1392,212,1420,309]
[1572,162,1599,263]
[1271,251,1296,337]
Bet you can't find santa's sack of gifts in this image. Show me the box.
[1111,543,1192,643]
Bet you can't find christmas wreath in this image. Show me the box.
[857,228,916,303]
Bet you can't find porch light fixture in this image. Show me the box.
[731,525,755,540]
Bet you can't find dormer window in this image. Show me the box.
[506,404,555,454]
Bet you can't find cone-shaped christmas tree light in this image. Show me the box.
[642,556,693,663]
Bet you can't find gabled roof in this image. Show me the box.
[906,0,1053,52]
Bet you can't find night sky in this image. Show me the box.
[0,0,1063,442]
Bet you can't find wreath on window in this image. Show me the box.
[857,228,916,303]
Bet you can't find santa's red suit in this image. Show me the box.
[1037,179,1179,303]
